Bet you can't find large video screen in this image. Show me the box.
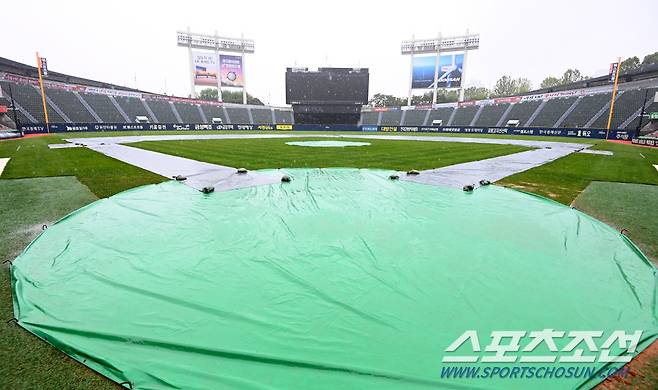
[286,68,369,105]
[412,54,464,89]
[192,52,244,87]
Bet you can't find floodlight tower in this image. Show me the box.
[401,31,479,105]
[177,28,254,103]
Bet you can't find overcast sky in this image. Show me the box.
[4,0,656,105]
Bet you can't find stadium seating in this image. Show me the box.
[200,104,228,124]
[0,81,66,123]
[81,93,125,122]
[173,102,203,123]
[251,108,273,124]
[380,110,402,125]
[621,88,657,132]
[274,109,293,124]
[402,109,428,126]
[146,99,179,123]
[590,88,649,129]
[505,101,541,127]
[560,93,611,128]
[0,82,32,124]
[45,87,98,123]
[529,97,577,127]
[115,96,153,123]
[225,107,250,123]
[426,107,455,125]
[1,65,655,130]
[360,111,379,125]
[474,103,509,127]
[451,106,479,126]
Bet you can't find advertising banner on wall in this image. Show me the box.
[192,51,219,86]
[219,55,244,87]
[412,54,464,89]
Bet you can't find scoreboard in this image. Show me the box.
[286,68,369,105]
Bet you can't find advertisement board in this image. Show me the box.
[412,54,464,89]
[192,51,219,86]
[219,55,244,87]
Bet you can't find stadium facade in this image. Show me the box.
[0,57,657,143]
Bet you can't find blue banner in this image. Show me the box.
[18,123,633,140]
[412,54,464,89]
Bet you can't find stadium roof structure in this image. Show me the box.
[522,62,658,96]
[0,57,141,93]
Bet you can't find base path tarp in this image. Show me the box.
[11,169,658,389]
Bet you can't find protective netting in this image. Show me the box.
[11,169,658,389]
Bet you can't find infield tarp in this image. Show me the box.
[11,169,658,389]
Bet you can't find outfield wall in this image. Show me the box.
[18,123,634,140]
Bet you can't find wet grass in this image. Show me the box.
[498,142,658,204]
[130,137,531,171]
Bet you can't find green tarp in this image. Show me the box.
[11,169,658,389]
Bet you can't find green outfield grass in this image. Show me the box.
[498,142,658,204]
[130,136,531,171]
[572,182,658,261]
[0,177,117,390]
[0,135,165,198]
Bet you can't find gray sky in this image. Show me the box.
[4,0,656,105]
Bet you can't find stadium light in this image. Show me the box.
[401,32,480,105]
[177,28,254,103]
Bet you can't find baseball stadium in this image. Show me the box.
[1,1,658,389]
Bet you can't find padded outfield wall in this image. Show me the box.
[18,123,635,140]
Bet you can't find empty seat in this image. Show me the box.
[474,103,510,127]
[402,110,428,126]
[173,102,203,123]
[529,97,577,127]
[251,108,273,124]
[45,87,97,123]
[82,93,125,122]
[225,107,250,123]
[380,110,402,125]
[116,96,154,122]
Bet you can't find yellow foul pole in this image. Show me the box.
[605,57,621,139]
[36,52,50,133]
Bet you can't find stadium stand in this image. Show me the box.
[0,82,32,124]
[451,105,479,126]
[251,108,273,124]
[590,88,649,129]
[274,109,293,124]
[173,102,203,123]
[225,107,251,123]
[360,111,379,125]
[2,56,657,130]
[81,92,125,123]
[505,100,541,127]
[529,97,577,127]
[474,103,509,127]
[402,109,428,126]
[45,87,97,123]
[147,99,179,123]
[621,88,658,131]
[0,81,65,122]
[560,93,611,128]
[380,110,402,125]
[426,107,455,125]
[200,104,228,124]
[115,96,153,122]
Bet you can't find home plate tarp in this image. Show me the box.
[11,169,658,390]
